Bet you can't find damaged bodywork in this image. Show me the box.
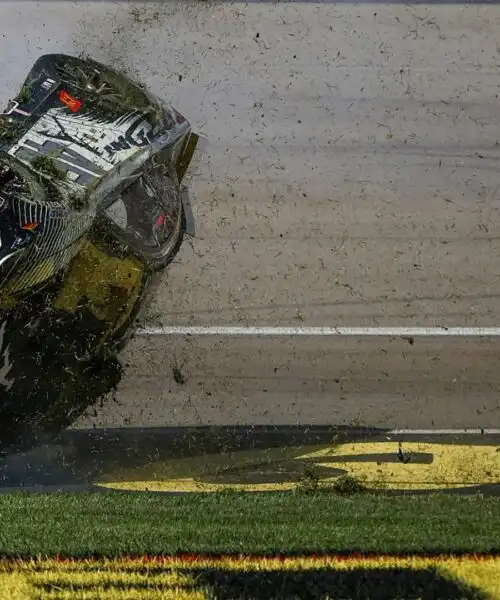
[0,53,198,298]
[0,54,200,449]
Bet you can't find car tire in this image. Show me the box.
[141,201,186,273]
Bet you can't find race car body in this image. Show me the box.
[0,235,152,451]
[0,53,198,298]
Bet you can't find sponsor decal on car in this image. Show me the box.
[7,107,158,190]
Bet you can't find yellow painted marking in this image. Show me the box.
[300,441,500,490]
[0,556,498,599]
[97,441,500,493]
[0,572,33,600]
[97,445,307,493]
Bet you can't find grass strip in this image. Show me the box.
[0,491,499,557]
[1,556,500,599]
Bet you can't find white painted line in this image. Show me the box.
[136,326,500,337]
[387,429,500,435]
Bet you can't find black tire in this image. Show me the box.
[92,169,186,274]
[141,202,186,272]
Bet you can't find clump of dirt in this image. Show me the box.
[0,116,23,143]
[31,155,68,181]
[16,86,31,104]
[57,55,158,123]
[296,467,367,496]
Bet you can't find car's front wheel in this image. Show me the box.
[98,165,187,273]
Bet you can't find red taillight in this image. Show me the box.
[58,90,82,112]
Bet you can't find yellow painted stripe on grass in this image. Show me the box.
[98,441,500,493]
[0,556,498,599]
[0,560,203,600]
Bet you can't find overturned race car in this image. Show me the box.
[0,53,198,299]
[0,54,199,450]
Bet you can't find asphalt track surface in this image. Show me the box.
[2,2,500,484]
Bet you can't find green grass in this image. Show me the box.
[0,491,499,557]
[16,86,31,104]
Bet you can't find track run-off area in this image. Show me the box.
[0,2,500,495]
